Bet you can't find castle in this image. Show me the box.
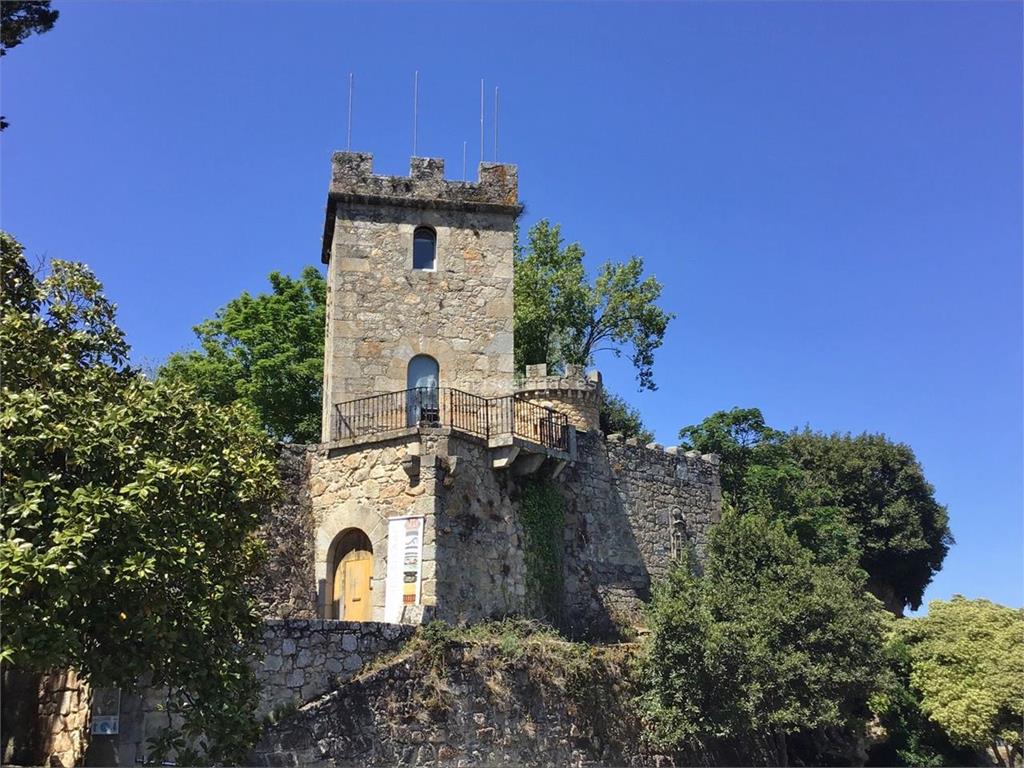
[259,151,724,635]
[61,153,724,767]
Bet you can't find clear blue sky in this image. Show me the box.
[4,1,1021,611]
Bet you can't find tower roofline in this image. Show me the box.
[321,152,522,264]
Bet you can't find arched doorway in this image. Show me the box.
[406,354,439,426]
[329,529,373,621]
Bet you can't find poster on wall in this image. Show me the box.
[384,516,424,623]
[90,688,120,735]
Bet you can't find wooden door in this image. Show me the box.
[342,556,372,621]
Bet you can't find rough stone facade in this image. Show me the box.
[320,154,521,440]
[559,434,722,637]
[92,620,414,764]
[256,444,318,619]
[308,433,436,622]
[433,435,530,623]
[3,668,94,768]
[262,428,721,639]
[517,363,603,433]
[251,638,646,768]
[256,620,414,717]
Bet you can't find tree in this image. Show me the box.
[159,267,326,443]
[900,597,1023,767]
[0,233,280,762]
[678,407,788,504]
[786,429,952,614]
[640,511,886,766]
[868,618,975,767]
[599,391,654,443]
[679,408,952,614]
[514,220,674,390]
[1,1,60,130]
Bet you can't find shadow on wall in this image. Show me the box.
[557,433,651,640]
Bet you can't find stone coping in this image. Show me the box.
[604,432,721,466]
[322,153,522,263]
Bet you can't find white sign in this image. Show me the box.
[384,516,424,623]
[90,688,120,735]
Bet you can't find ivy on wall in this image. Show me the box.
[518,479,566,620]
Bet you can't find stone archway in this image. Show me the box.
[327,528,373,621]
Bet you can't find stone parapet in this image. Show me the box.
[322,153,521,263]
[515,364,602,433]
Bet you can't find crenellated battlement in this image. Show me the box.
[325,152,520,238]
[516,363,603,433]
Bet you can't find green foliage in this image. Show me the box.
[787,430,952,613]
[639,511,886,765]
[599,391,654,444]
[680,407,952,613]
[0,1,58,55]
[159,267,326,443]
[868,621,973,767]
[679,407,788,505]
[900,597,1023,766]
[514,220,674,390]
[0,1,59,130]
[0,233,279,763]
[518,479,566,620]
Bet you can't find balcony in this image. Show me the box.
[330,387,572,464]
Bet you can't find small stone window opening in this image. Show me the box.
[412,226,436,270]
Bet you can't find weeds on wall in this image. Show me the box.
[518,479,566,621]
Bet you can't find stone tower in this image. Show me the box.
[320,153,522,441]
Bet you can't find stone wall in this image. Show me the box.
[256,444,318,619]
[434,435,530,623]
[252,637,644,768]
[309,433,436,622]
[37,670,91,767]
[261,428,722,638]
[93,620,415,765]
[516,363,602,433]
[256,620,414,717]
[4,668,94,768]
[320,154,520,440]
[558,433,721,638]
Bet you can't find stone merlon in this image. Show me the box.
[322,152,522,263]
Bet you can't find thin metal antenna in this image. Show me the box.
[479,78,485,164]
[493,86,499,161]
[346,72,353,151]
[462,141,467,181]
[412,70,419,157]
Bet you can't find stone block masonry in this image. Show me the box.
[256,444,318,619]
[320,154,522,440]
[559,432,721,638]
[256,620,415,717]
[96,620,415,764]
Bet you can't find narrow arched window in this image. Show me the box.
[412,226,436,270]
[407,355,439,426]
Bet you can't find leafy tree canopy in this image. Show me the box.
[514,220,674,390]
[680,407,952,613]
[900,597,1023,767]
[1,1,59,131]
[158,267,326,443]
[868,616,978,767]
[599,391,654,444]
[0,233,279,762]
[640,511,886,766]
[0,1,57,55]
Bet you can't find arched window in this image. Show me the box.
[412,226,436,270]
[406,355,439,425]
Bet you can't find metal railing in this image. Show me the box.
[332,387,569,451]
